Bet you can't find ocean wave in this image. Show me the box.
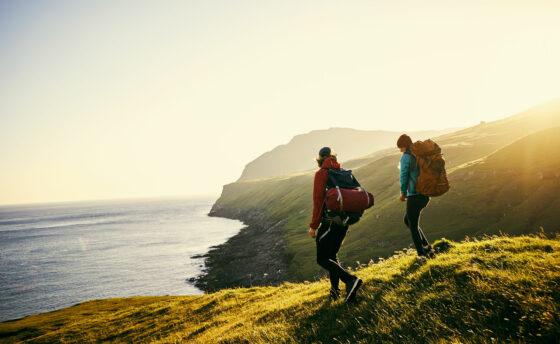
[0,211,128,227]
[0,218,136,234]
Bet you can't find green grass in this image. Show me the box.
[1,235,559,343]
[211,102,560,282]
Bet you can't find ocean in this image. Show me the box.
[0,197,243,322]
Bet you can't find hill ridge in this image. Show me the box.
[238,127,455,181]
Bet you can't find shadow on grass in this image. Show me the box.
[291,258,426,344]
[290,251,560,344]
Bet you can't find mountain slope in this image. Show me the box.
[1,236,559,343]
[203,100,560,289]
[238,128,454,181]
[431,125,560,235]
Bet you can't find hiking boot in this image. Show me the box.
[329,288,340,301]
[345,277,363,303]
[416,255,427,264]
[423,245,436,259]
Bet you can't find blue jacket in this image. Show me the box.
[400,151,419,196]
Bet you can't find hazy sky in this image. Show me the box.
[1,0,560,205]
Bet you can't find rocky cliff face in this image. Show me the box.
[194,203,290,291]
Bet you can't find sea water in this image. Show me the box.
[0,197,243,321]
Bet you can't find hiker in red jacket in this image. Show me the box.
[308,147,362,303]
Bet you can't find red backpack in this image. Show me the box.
[324,169,374,215]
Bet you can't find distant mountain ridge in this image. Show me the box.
[238,127,456,181]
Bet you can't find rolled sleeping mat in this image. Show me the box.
[325,187,374,213]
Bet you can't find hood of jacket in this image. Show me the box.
[320,157,341,170]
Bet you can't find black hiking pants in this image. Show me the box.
[316,219,355,291]
[404,194,431,256]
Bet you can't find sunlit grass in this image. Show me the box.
[1,235,559,343]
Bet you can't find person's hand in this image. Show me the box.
[308,227,317,238]
[399,194,407,202]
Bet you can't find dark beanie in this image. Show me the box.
[318,147,331,157]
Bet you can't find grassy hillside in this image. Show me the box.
[238,128,453,181]
[1,236,559,343]
[427,125,560,236]
[341,126,560,268]
[209,100,560,283]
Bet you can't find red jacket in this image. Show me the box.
[309,157,341,229]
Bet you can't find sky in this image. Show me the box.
[1,0,560,205]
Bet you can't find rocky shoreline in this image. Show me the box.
[193,204,290,292]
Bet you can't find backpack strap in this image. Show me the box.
[322,169,335,219]
[327,168,338,188]
[326,169,345,217]
[405,150,419,173]
[336,186,343,211]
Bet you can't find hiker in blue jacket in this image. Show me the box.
[397,134,435,259]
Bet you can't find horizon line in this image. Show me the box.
[0,193,221,208]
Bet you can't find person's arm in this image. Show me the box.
[400,154,410,197]
[309,169,328,230]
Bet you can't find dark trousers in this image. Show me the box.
[404,194,431,256]
[316,219,355,290]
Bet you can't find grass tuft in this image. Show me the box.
[433,238,454,253]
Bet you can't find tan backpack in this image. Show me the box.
[411,139,450,197]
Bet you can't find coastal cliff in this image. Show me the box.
[194,203,290,291]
